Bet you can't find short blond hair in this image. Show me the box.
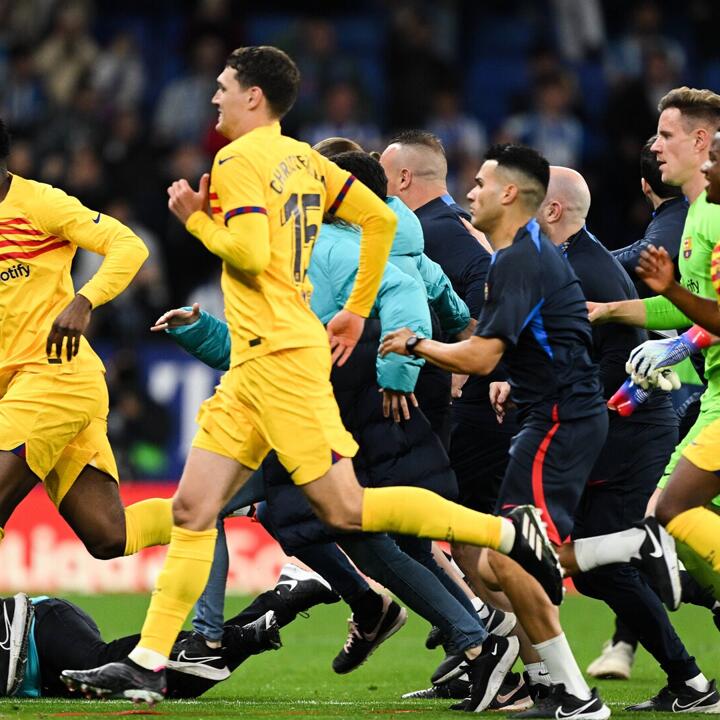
[658,87,720,129]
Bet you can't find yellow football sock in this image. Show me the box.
[137,525,217,658]
[666,507,720,572]
[362,486,508,550]
[124,498,173,555]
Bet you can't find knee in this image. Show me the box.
[171,495,216,530]
[84,532,125,560]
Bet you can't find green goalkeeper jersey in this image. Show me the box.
[644,190,720,394]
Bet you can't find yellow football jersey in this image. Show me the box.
[713,242,720,304]
[186,121,396,368]
[0,174,148,376]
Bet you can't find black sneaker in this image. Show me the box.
[507,506,564,605]
[403,675,471,700]
[425,625,446,650]
[167,631,229,681]
[224,610,282,658]
[332,595,407,674]
[513,683,610,719]
[480,602,518,637]
[451,635,520,712]
[61,659,167,704]
[714,605,720,632]
[631,516,681,611]
[625,680,720,713]
[432,653,467,685]
[486,671,534,712]
[274,563,340,615]
[0,593,33,696]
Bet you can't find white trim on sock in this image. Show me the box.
[498,518,515,554]
[686,673,710,692]
[525,661,551,687]
[129,646,168,671]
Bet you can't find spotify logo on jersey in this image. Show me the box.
[0,263,30,282]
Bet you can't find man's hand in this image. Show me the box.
[452,373,469,398]
[168,173,210,225]
[636,245,675,295]
[381,389,418,422]
[151,303,201,332]
[327,309,365,366]
[379,327,414,357]
[489,381,512,424]
[46,294,92,361]
[587,301,611,324]
[460,217,494,254]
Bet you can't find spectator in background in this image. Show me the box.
[34,1,98,108]
[92,31,145,116]
[161,143,218,304]
[604,0,685,85]
[182,0,243,56]
[74,198,170,343]
[6,138,34,178]
[153,34,224,145]
[302,82,381,152]
[385,5,452,129]
[551,0,605,62]
[498,71,584,167]
[426,88,487,199]
[106,351,171,481]
[0,46,46,136]
[286,19,361,130]
[0,0,57,50]
[64,144,109,210]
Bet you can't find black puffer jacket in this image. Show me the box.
[262,319,457,554]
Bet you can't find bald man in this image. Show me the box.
[539,168,720,712]
[380,131,521,596]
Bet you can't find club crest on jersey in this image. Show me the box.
[682,236,692,259]
[0,263,30,282]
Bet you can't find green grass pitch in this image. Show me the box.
[0,592,717,719]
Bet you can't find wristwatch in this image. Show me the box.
[405,334,424,356]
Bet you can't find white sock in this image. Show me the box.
[525,661,551,686]
[128,646,168,671]
[686,673,710,692]
[712,601,720,612]
[472,596,485,614]
[498,518,515,554]
[533,633,591,700]
[573,528,645,572]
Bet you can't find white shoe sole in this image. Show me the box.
[166,659,230,681]
[5,593,29,695]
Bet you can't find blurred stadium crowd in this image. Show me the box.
[1,0,718,478]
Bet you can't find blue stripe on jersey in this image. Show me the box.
[440,193,457,206]
[224,206,267,225]
[327,176,356,215]
[521,298,554,359]
[527,218,542,252]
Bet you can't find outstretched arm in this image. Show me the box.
[380,329,505,376]
[637,244,720,335]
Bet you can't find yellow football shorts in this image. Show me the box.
[193,346,358,485]
[682,416,720,474]
[0,369,118,507]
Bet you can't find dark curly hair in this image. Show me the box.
[226,46,300,118]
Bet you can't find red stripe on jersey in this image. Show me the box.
[209,192,219,200]
[211,206,222,214]
[0,226,46,236]
[530,403,562,545]
[0,239,70,260]
[0,217,32,227]
[0,235,58,248]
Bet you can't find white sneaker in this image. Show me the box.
[586,640,634,680]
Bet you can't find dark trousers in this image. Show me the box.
[572,418,700,683]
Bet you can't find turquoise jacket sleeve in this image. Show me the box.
[321,238,432,393]
[166,309,231,371]
[416,253,471,335]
